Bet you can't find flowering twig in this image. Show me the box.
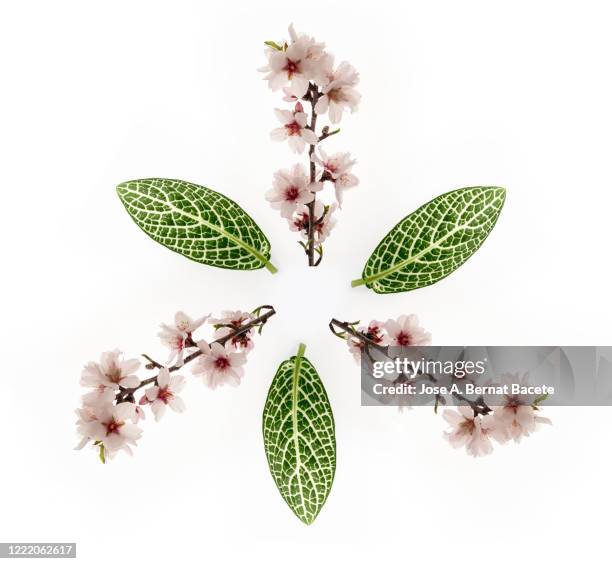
[116,306,276,403]
[76,305,276,463]
[261,24,361,266]
[330,315,551,457]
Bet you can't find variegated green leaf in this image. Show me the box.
[352,186,506,293]
[263,344,336,525]
[117,178,277,273]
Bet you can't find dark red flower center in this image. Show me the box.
[105,418,123,436]
[283,59,299,78]
[294,212,309,231]
[158,387,172,403]
[285,121,301,136]
[366,328,383,344]
[285,186,299,202]
[396,332,412,346]
[215,357,230,370]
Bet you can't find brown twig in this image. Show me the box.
[452,393,492,416]
[328,318,387,353]
[318,126,340,142]
[306,84,320,267]
[329,317,493,416]
[115,306,276,403]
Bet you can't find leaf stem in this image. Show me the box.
[350,278,366,287]
[296,342,307,359]
[264,260,278,274]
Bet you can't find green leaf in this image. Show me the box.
[98,443,106,464]
[352,186,506,293]
[264,40,283,51]
[532,393,549,408]
[116,178,277,273]
[263,343,336,525]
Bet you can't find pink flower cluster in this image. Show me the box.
[261,24,361,265]
[442,374,551,457]
[344,315,432,362]
[332,316,551,457]
[75,309,264,462]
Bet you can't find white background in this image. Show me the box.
[1,1,611,562]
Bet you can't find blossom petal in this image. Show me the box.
[274,108,293,124]
[121,423,143,441]
[328,101,343,124]
[290,75,309,98]
[115,401,137,422]
[168,396,186,413]
[151,401,166,422]
[145,386,160,401]
[270,127,288,141]
[157,368,170,388]
[314,95,329,115]
[120,358,141,376]
[120,375,140,389]
[301,128,318,145]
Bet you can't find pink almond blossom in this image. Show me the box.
[209,310,253,327]
[361,320,386,345]
[287,200,337,244]
[384,315,431,347]
[74,405,99,450]
[265,164,322,219]
[443,406,506,457]
[333,169,359,208]
[158,312,207,367]
[80,349,140,391]
[142,368,186,422]
[311,148,359,207]
[313,202,338,244]
[193,342,247,389]
[311,148,355,179]
[270,104,318,153]
[174,311,208,334]
[489,374,551,442]
[210,311,255,350]
[287,203,311,235]
[82,402,143,455]
[260,25,326,98]
[314,59,361,123]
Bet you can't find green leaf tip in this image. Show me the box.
[533,393,549,407]
[354,186,506,294]
[264,40,283,51]
[98,443,106,464]
[116,178,276,273]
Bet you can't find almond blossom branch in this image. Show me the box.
[140,306,275,375]
[330,315,551,457]
[116,306,276,403]
[261,24,360,267]
[76,305,276,462]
